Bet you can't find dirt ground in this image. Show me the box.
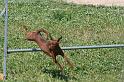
[64,0,124,6]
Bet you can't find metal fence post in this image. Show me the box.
[3,0,8,80]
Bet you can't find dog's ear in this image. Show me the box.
[57,36,62,42]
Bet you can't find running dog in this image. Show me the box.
[23,26,74,71]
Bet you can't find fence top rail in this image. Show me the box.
[7,44,124,53]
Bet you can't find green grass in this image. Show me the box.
[0,0,124,82]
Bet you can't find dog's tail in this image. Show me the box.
[22,25,50,40]
[23,25,28,33]
[20,25,29,36]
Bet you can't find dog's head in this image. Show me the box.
[48,36,62,49]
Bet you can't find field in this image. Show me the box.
[65,0,124,6]
[0,0,124,82]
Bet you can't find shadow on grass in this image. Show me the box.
[42,68,77,82]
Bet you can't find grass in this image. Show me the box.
[0,0,124,82]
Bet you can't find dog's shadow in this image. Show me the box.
[41,68,77,82]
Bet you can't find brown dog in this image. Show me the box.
[23,26,73,71]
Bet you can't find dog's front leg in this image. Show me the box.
[63,54,74,68]
[52,55,63,71]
